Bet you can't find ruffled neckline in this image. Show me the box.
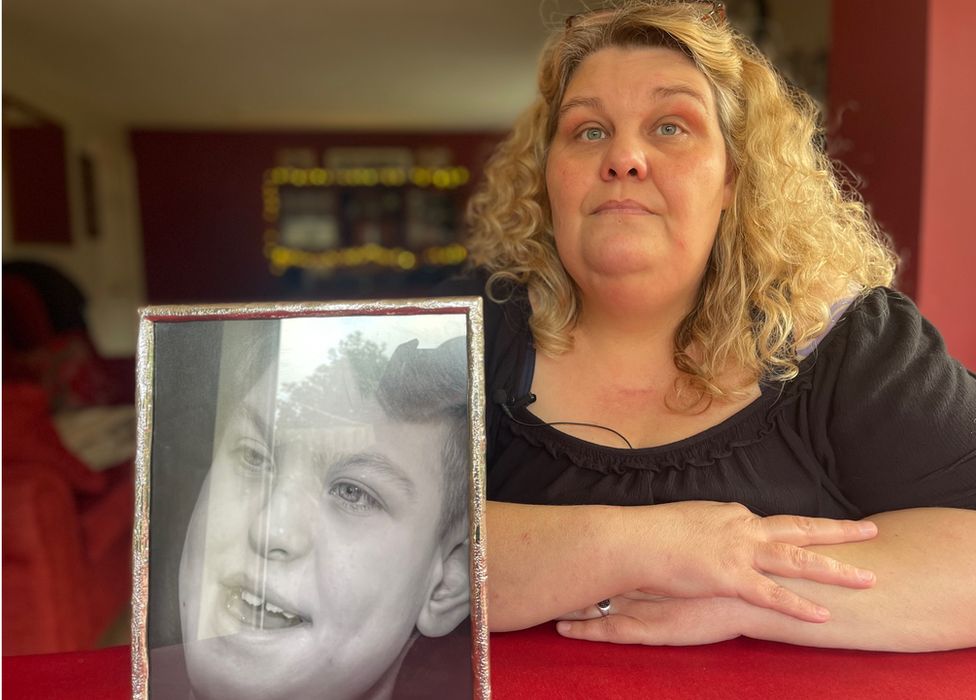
[509,353,817,476]
[498,282,874,476]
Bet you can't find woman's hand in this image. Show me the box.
[632,501,878,622]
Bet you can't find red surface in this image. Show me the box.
[5,627,976,699]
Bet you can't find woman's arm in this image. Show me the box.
[556,507,976,651]
[487,499,879,632]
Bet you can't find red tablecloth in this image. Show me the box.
[4,625,976,699]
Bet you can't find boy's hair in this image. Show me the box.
[212,319,280,445]
[215,322,470,539]
[376,336,469,539]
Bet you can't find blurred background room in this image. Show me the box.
[3,0,974,658]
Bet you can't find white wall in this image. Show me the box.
[3,57,145,356]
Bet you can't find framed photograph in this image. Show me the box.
[130,299,488,699]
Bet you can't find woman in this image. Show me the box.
[444,0,976,650]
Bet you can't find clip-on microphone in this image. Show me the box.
[493,388,537,420]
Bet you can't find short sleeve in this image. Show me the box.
[809,289,976,514]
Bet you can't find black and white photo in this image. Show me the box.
[131,301,487,699]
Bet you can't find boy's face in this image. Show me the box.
[178,361,453,700]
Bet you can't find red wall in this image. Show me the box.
[4,123,73,244]
[917,0,976,369]
[828,0,928,300]
[131,131,502,304]
[830,0,974,368]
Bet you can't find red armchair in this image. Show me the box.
[2,383,134,655]
[3,262,135,655]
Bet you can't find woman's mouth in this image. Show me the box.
[225,586,308,630]
[592,198,652,215]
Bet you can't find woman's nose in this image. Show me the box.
[601,137,648,181]
[248,476,313,561]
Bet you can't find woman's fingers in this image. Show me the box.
[738,572,831,622]
[756,542,876,588]
[760,515,878,546]
[744,516,877,612]
[743,540,875,621]
[555,605,600,621]
[556,614,649,645]
[556,597,743,646]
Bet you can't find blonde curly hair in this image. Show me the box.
[465,0,896,401]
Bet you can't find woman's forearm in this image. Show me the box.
[486,501,643,631]
[737,508,976,651]
[486,500,879,632]
[555,507,976,651]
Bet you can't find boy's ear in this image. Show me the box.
[417,537,470,638]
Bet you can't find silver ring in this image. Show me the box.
[596,599,612,617]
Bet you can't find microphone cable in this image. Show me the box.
[493,389,634,450]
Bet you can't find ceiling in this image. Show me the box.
[3,0,590,130]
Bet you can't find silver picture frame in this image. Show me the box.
[130,298,488,699]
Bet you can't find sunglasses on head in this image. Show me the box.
[565,1,727,29]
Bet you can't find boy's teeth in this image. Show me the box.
[241,590,263,607]
[239,589,300,620]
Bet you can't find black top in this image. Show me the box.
[439,274,976,517]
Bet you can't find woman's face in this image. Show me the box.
[546,46,733,318]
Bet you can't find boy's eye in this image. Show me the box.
[235,439,273,476]
[329,481,382,514]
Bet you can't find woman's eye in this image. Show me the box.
[578,126,607,142]
[329,481,382,513]
[657,123,683,137]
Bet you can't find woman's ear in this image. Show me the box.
[417,538,470,638]
[722,160,736,211]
